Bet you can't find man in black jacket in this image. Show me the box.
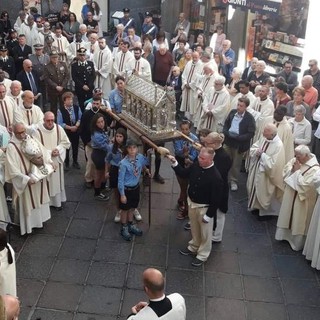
[223,97,256,191]
[167,147,223,267]
[71,47,95,111]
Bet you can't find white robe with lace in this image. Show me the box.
[5,136,52,235]
[33,123,71,207]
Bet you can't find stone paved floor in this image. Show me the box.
[9,146,320,320]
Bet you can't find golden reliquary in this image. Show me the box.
[121,74,177,142]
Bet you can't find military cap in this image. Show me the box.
[123,8,130,13]
[33,43,44,49]
[49,50,59,57]
[77,47,87,55]
[0,45,7,51]
[145,11,152,18]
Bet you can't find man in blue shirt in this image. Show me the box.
[221,39,235,83]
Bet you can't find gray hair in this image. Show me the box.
[294,105,306,115]
[295,145,311,156]
[215,75,226,85]
[264,123,277,135]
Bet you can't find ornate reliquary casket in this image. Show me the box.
[121,74,177,142]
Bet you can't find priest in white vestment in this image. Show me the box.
[13,90,43,136]
[52,27,69,63]
[93,38,113,99]
[0,229,16,296]
[112,41,134,78]
[193,62,216,128]
[198,75,230,133]
[303,170,320,269]
[230,80,256,110]
[247,124,285,217]
[34,112,71,209]
[180,51,203,120]
[127,47,152,82]
[6,80,23,108]
[5,123,52,235]
[255,106,294,162]
[0,144,11,231]
[276,145,320,251]
[0,84,16,132]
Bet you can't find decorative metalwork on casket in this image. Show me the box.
[121,74,176,142]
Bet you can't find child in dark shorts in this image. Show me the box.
[117,140,150,241]
[106,128,127,222]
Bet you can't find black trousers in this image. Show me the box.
[66,131,79,164]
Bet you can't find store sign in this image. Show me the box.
[218,0,282,15]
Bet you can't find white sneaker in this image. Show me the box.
[114,210,121,223]
[133,209,142,221]
[230,181,238,191]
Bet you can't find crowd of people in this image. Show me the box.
[1,2,320,318]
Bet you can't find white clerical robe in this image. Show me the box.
[180,60,203,117]
[113,50,134,77]
[66,41,87,63]
[275,155,320,251]
[20,24,39,52]
[198,86,230,133]
[0,96,16,129]
[13,104,44,136]
[247,135,285,216]
[6,91,24,109]
[5,136,52,235]
[52,35,69,62]
[34,123,71,207]
[93,46,113,98]
[0,79,12,94]
[230,91,256,110]
[303,170,320,269]
[37,31,53,46]
[193,73,215,127]
[127,293,186,320]
[0,244,16,296]
[127,57,152,82]
[0,149,10,231]
[252,97,275,142]
[254,116,294,162]
[85,41,99,61]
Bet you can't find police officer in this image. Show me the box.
[119,8,136,33]
[0,45,15,80]
[43,50,69,117]
[141,12,158,40]
[71,47,95,112]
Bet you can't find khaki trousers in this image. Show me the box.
[85,144,95,183]
[212,209,226,242]
[223,145,244,183]
[188,205,213,261]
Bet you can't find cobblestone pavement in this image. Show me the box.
[9,146,320,320]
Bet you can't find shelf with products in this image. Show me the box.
[258,49,302,72]
[261,39,303,58]
[209,7,227,34]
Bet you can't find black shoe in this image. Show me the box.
[179,248,196,256]
[54,206,62,211]
[191,257,204,267]
[257,215,273,221]
[73,162,81,169]
[85,181,93,188]
[184,222,191,231]
[251,209,260,215]
[153,174,165,184]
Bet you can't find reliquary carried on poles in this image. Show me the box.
[121,74,177,143]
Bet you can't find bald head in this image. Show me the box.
[143,268,165,298]
[301,75,313,89]
[2,295,20,320]
[192,51,200,63]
